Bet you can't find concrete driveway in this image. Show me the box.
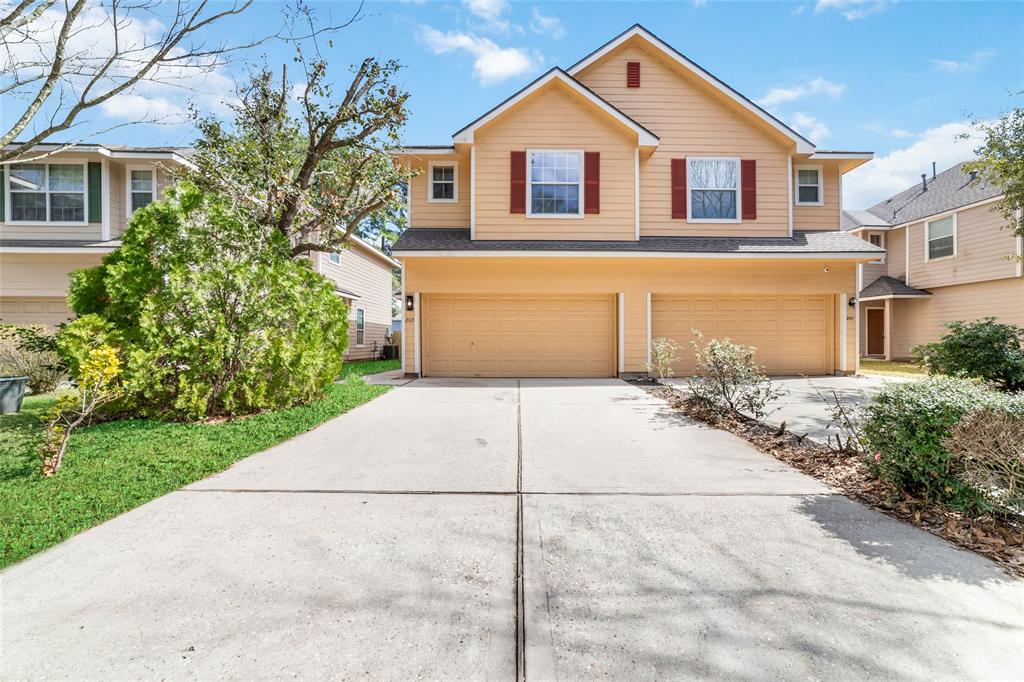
[3,379,1022,680]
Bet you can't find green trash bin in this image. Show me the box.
[0,376,29,414]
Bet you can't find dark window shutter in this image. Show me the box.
[671,158,687,219]
[510,151,526,214]
[584,152,600,214]
[626,61,640,88]
[741,159,756,220]
[0,167,4,220]
[87,162,102,223]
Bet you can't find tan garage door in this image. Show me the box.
[652,295,833,376]
[0,296,73,326]
[423,294,616,377]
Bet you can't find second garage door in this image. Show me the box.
[422,294,616,377]
[652,295,833,376]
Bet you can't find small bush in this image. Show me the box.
[913,317,1024,391]
[646,337,681,382]
[686,331,785,420]
[862,377,1024,509]
[945,409,1024,518]
[0,325,66,394]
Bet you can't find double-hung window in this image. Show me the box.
[687,157,739,222]
[128,168,155,213]
[428,162,457,202]
[795,165,823,206]
[7,163,86,223]
[926,215,956,261]
[527,150,582,217]
[355,309,365,346]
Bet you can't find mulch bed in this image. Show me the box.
[640,383,1024,579]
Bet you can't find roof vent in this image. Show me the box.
[969,170,978,182]
[921,173,928,191]
[626,61,640,88]
[932,161,937,179]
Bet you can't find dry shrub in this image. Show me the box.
[945,408,1024,518]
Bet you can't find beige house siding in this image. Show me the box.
[575,43,793,237]
[407,152,471,228]
[906,203,1018,290]
[317,245,395,361]
[792,160,842,231]
[472,84,637,240]
[886,227,907,279]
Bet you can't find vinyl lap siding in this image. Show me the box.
[407,152,471,228]
[792,161,842,231]
[886,227,906,279]
[907,203,1018,289]
[317,247,395,361]
[575,43,791,238]
[473,85,637,240]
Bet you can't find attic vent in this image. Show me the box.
[626,61,640,88]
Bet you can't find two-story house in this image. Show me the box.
[0,143,399,361]
[392,25,883,378]
[844,162,1023,360]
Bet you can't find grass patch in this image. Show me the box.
[859,358,927,378]
[340,358,401,378]
[0,378,390,569]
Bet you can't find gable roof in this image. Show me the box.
[452,67,659,147]
[567,24,815,154]
[859,275,930,300]
[841,209,891,232]
[863,162,1003,227]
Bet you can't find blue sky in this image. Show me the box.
[9,0,1023,207]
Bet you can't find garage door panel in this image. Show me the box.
[423,294,615,378]
[652,294,832,376]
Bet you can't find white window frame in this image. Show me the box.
[686,156,741,224]
[868,232,885,263]
[794,164,824,207]
[355,308,365,346]
[4,161,89,226]
[328,251,341,264]
[427,161,458,204]
[925,213,957,262]
[125,165,156,215]
[526,149,584,219]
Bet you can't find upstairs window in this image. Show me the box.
[687,157,739,222]
[329,251,340,264]
[795,165,823,206]
[926,215,956,261]
[428,162,457,203]
[128,168,155,213]
[528,150,582,217]
[7,163,85,223]
[869,234,882,247]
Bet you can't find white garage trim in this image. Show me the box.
[617,292,625,374]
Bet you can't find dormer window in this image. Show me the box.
[687,157,739,222]
[795,165,823,206]
[6,163,86,223]
[428,162,457,203]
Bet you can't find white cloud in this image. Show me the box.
[789,112,831,142]
[891,128,913,139]
[530,8,565,40]
[930,49,996,74]
[693,0,708,6]
[814,0,892,20]
[417,26,539,85]
[758,77,846,108]
[843,121,985,208]
[462,0,512,32]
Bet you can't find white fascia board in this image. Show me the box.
[808,152,874,160]
[393,250,879,261]
[858,294,931,302]
[350,238,401,268]
[566,26,815,154]
[452,69,659,148]
[1,246,119,254]
[390,147,457,156]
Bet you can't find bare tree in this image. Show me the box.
[1,0,272,162]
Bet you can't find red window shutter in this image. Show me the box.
[584,152,600,214]
[626,61,640,88]
[671,158,687,219]
[510,151,526,214]
[741,159,757,220]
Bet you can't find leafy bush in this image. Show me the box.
[0,325,66,394]
[646,337,681,382]
[686,331,785,420]
[945,409,1024,518]
[913,317,1024,391]
[63,182,349,419]
[862,377,1024,509]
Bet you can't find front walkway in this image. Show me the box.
[3,379,1021,679]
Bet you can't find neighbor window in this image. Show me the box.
[869,234,882,247]
[926,215,956,260]
[428,162,457,202]
[688,157,739,221]
[329,251,340,264]
[8,163,85,223]
[528,150,582,217]
[355,308,365,345]
[795,165,823,205]
[128,168,155,213]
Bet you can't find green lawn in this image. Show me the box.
[0,358,400,569]
[859,358,927,378]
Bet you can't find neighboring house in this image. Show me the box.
[843,162,1023,360]
[391,24,883,378]
[0,143,399,362]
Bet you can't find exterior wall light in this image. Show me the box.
[405,295,415,311]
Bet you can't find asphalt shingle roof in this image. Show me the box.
[393,228,884,255]
[861,162,1002,227]
[859,275,930,299]
[841,209,891,231]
